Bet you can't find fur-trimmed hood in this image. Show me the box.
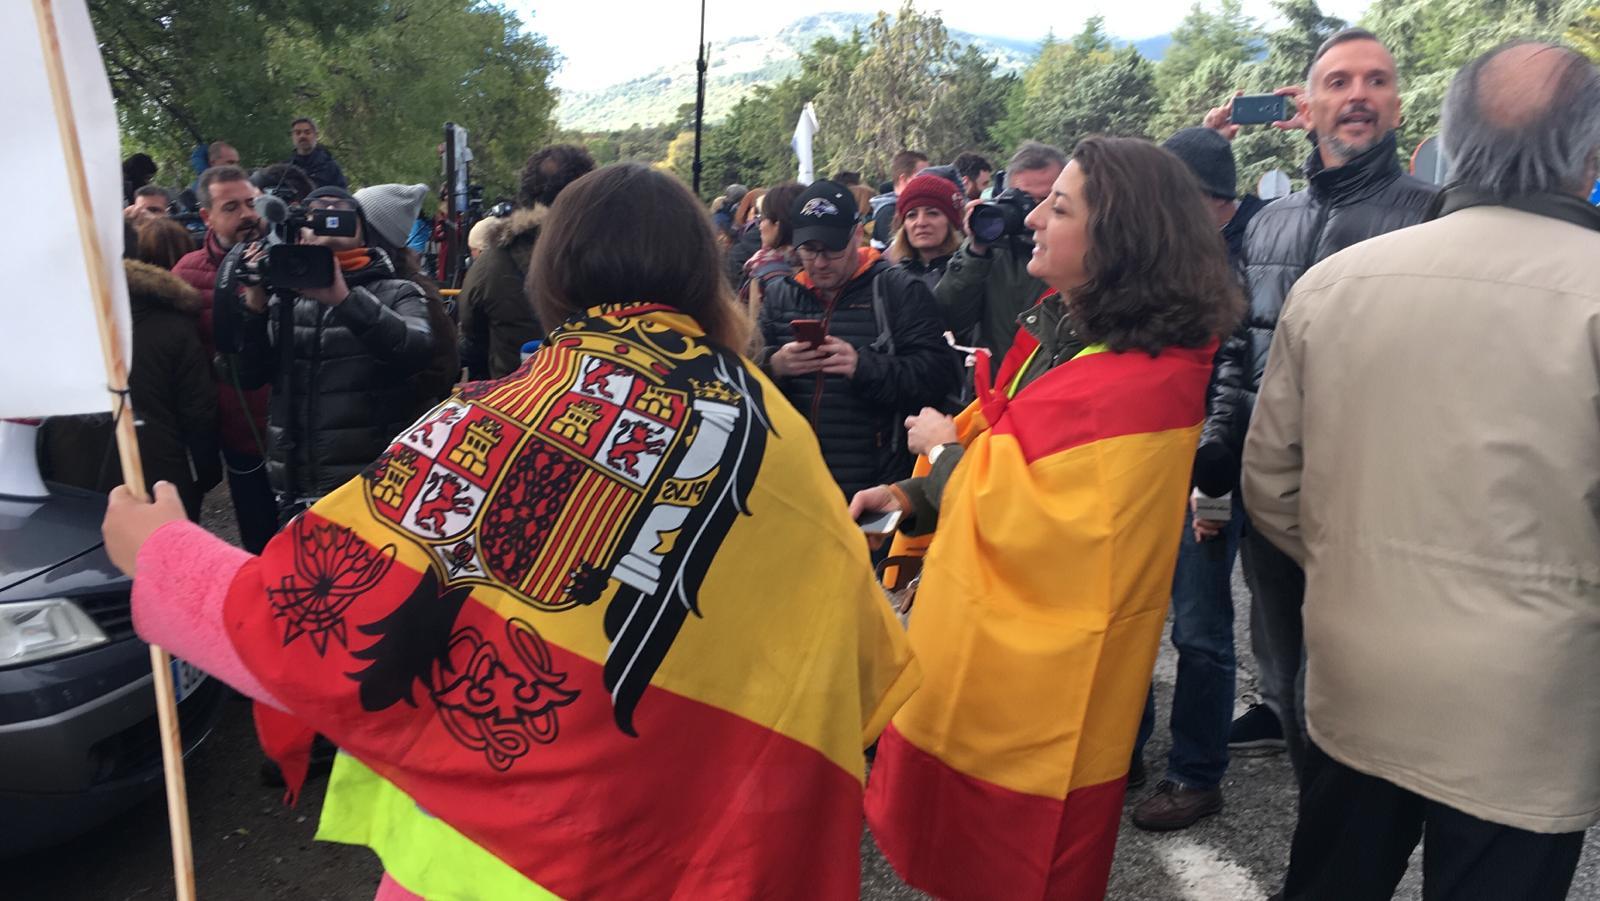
[481,204,548,250]
[125,259,203,315]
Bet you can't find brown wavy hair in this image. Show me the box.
[135,217,197,270]
[733,188,766,228]
[1067,136,1244,355]
[527,164,752,351]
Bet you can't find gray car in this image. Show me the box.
[0,482,225,856]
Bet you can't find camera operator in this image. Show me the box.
[173,165,276,552]
[934,141,1065,369]
[234,187,434,516]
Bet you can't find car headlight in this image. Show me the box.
[0,598,109,666]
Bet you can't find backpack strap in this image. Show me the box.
[869,269,895,356]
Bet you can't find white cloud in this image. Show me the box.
[511,0,1372,94]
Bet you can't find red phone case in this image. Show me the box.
[792,319,825,347]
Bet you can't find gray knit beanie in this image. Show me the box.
[353,183,430,247]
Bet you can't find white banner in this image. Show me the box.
[792,102,819,186]
[0,0,130,418]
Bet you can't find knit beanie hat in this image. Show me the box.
[352,183,430,247]
[1162,128,1237,200]
[896,171,966,230]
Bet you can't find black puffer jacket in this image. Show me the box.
[896,253,951,293]
[758,252,960,497]
[238,248,434,503]
[724,221,763,289]
[1203,133,1436,461]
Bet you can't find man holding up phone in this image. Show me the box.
[1191,29,1437,781]
[758,180,960,498]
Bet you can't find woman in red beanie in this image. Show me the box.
[887,171,966,291]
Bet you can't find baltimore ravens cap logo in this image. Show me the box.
[800,198,839,218]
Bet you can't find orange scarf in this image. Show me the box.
[335,248,376,272]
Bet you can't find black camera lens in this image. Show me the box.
[970,205,1007,244]
[969,188,1037,243]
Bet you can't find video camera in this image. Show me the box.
[968,187,1038,245]
[245,192,359,291]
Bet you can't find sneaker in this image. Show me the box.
[1229,703,1286,755]
[1131,780,1224,832]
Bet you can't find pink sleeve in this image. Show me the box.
[131,520,288,711]
[374,873,424,901]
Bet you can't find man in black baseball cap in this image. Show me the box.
[791,180,858,246]
[755,179,959,499]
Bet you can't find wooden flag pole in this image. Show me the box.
[29,1,197,898]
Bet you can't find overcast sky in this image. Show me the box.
[509,0,1372,93]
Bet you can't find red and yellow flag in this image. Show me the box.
[865,336,1214,901]
[221,305,918,899]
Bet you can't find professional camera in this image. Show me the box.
[248,193,359,291]
[968,187,1038,245]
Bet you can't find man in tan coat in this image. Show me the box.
[1244,42,1600,899]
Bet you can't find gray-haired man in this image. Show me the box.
[933,141,1065,367]
[1245,41,1600,899]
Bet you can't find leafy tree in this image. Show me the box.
[814,3,963,178]
[1150,0,1265,138]
[1229,0,1348,190]
[1363,0,1590,156]
[1572,6,1600,59]
[91,0,559,198]
[942,46,1017,160]
[692,32,864,195]
[994,20,1158,151]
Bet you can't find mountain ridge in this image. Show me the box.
[557,12,1168,132]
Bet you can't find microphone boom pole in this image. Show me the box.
[692,0,707,195]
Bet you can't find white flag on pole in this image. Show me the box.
[0,0,130,419]
[792,102,819,186]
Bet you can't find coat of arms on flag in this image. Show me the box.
[352,304,773,735]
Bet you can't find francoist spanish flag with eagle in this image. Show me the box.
[129,303,919,899]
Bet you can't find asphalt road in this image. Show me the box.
[12,489,1599,899]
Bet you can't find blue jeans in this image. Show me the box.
[1240,525,1308,779]
[1135,502,1244,790]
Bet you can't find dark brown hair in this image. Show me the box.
[890,150,929,183]
[136,217,196,270]
[1067,136,1244,355]
[196,164,250,208]
[518,143,596,209]
[527,164,752,351]
[760,182,805,247]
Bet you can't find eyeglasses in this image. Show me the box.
[796,243,852,261]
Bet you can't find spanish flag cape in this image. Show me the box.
[226,304,917,899]
[865,325,1214,901]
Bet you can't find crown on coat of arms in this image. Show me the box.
[689,379,741,405]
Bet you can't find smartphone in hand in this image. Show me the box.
[1230,94,1291,125]
[857,509,902,536]
[791,319,826,348]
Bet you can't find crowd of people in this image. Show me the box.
[71,30,1600,901]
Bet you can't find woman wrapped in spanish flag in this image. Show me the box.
[101,164,918,900]
[852,136,1245,901]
